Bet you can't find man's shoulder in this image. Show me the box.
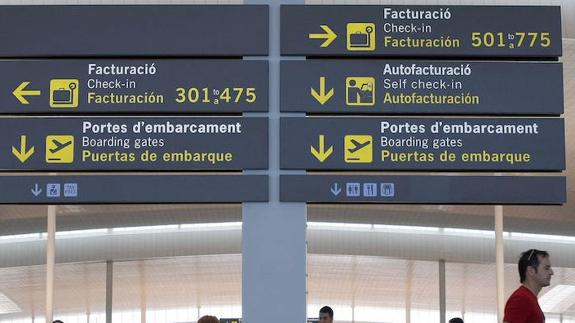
[504,287,533,322]
[506,287,532,305]
[512,286,533,297]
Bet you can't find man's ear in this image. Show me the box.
[526,266,537,277]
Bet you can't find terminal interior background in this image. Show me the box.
[0,0,574,322]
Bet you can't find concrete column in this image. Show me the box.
[106,260,113,323]
[406,260,414,323]
[242,0,307,322]
[46,205,56,323]
[439,259,446,323]
[495,205,505,323]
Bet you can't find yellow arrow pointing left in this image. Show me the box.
[12,135,35,163]
[308,25,337,48]
[13,81,41,104]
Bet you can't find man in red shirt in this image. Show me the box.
[504,249,554,323]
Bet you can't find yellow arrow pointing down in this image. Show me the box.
[12,135,35,163]
[310,135,333,162]
[308,25,337,48]
[311,77,334,105]
[13,82,41,104]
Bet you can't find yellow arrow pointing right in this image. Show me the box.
[13,82,41,104]
[308,25,337,48]
[310,134,333,162]
[12,135,35,163]
[311,76,334,105]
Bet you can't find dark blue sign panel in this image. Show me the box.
[0,5,268,57]
[281,175,566,204]
[1,117,268,171]
[280,117,565,171]
[281,61,563,115]
[282,5,562,57]
[0,60,268,113]
[0,175,268,204]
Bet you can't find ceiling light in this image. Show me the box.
[179,222,242,230]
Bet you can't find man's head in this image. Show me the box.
[198,315,219,323]
[518,249,554,287]
[449,318,464,323]
[53,321,64,323]
[319,306,333,323]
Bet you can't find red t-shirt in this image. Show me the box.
[504,286,545,323]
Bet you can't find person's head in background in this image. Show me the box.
[319,306,334,323]
[198,315,219,323]
[53,320,64,323]
[449,318,464,323]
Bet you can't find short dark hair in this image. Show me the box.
[518,249,549,283]
[449,318,464,323]
[319,306,333,318]
[197,316,218,323]
[53,321,64,323]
